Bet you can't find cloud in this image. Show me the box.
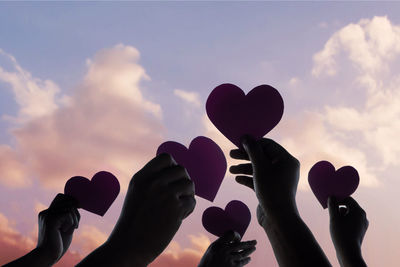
[0,44,165,190]
[312,16,400,78]
[173,89,201,107]
[0,145,29,187]
[310,16,400,169]
[149,234,210,267]
[72,225,108,256]
[0,49,69,123]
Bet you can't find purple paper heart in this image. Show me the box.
[202,200,251,238]
[308,161,359,209]
[157,136,227,202]
[64,171,120,216]
[206,83,284,148]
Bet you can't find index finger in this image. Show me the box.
[49,193,78,210]
[133,153,177,183]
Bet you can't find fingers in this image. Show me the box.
[235,176,254,190]
[230,149,249,160]
[259,138,293,161]
[180,196,196,219]
[230,164,253,175]
[49,193,78,210]
[241,136,269,176]
[228,240,257,254]
[154,165,191,187]
[328,196,339,218]
[218,230,241,244]
[339,197,362,211]
[133,153,177,184]
[170,178,195,198]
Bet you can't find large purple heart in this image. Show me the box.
[202,200,251,238]
[308,161,359,209]
[206,83,284,147]
[157,136,227,202]
[64,171,120,216]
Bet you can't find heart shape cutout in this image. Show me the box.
[157,136,227,202]
[64,171,120,216]
[206,83,284,148]
[202,200,251,238]
[308,161,360,209]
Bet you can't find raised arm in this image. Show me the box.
[4,194,80,267]
[76,153,196,267]
[230,136,331,267]
[328,197,368,267]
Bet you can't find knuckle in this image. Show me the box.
[158,153,175,165]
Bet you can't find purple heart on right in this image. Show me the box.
[206,83,284,148]
[308,161,360,209]
[202,200,251,238]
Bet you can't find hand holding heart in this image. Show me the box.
[198,231,257,267]
[230,136,300,218]
[106,153,196,266]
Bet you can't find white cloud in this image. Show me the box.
[0,49,69,123]
[0,44,165,190]
[173,89,201,107]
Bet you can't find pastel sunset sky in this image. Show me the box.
[1,2,400,266]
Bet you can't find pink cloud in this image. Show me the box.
[149,234,210,267]
[0,44,165,190]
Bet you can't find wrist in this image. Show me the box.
[336,245,366,267]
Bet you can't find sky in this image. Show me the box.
[1,2,400,266]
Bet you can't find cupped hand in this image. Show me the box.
[107,153,196,266]
[198,231,256,267]
[328,196,368,265]
[230,136,300,220]
[36,193,80,265]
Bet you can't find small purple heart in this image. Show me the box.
[64,171,120,216]
[157,136,227,202]
[206,83,284,148]
[308,161,360,209]
[202,200,251,238]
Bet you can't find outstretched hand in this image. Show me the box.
[198,231,256,267]
[105,153,196,266]
[328,197,368,267]
[230,136,300,220]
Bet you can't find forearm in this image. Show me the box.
[75,241,148,267]
[263,210,331,267]
[3,248,54,267]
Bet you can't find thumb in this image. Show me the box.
[241,135,268,174]
[328,196,339,219]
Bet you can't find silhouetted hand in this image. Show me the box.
[230,136,331,267]
[328,197,368,267]
[4,193,80,267]
[77,153,196,267]
[198,231,256,267]
[230,137,299,219]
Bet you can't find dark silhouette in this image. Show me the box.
[229,136,332,267]
[328,196,368,267]
[198,231,256,267]
[4,194,80,267]
[76,153,196,267]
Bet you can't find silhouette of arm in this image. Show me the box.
[3,194,80,267]
[198,231,256,267]
[76,153,196,267]
[230,136,331,267]
[328,197,368,267]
